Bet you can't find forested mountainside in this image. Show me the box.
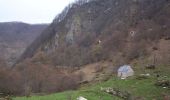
[0,0,170,97]
[20,0,170,67]
[0,22,47,66]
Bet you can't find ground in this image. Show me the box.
[13,64,170,100]
[13,78,170,100]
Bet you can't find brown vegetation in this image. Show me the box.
[0,58,82,96]
[20,0,170,68]
[1,0,170,96]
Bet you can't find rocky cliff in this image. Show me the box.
[20,0,170,67]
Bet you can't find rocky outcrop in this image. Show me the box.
[19,0,170,67]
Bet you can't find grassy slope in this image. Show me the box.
[13,62,170,100]
[14,76,170,100]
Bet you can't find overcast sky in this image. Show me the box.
[0,0,75,24]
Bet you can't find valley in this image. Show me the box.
[0,0,170,99]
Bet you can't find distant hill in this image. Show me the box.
[20,0,170,67]
[0,22,48,66]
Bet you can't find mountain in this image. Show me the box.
[19,0,170,67]
[0,22,48,66]
[1,0,169,97]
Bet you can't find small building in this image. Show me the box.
[117,65,134,79]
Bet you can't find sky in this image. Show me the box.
[0,0,75,24]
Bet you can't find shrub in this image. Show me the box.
[0,67,22,95]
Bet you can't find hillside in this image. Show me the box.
[20,0,170,67]
[0,22,48,66]
[0,0,169,98]
[14,60,170,99]
[14,77,170,100]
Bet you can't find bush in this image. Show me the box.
[0,58,83,96]
[0,67,22,95]
[14,60,82,95]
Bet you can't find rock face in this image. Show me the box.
[0,22,47,66]
[20,0,170,67]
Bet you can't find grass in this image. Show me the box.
[13,76,170,100]
[13,64,170,100]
